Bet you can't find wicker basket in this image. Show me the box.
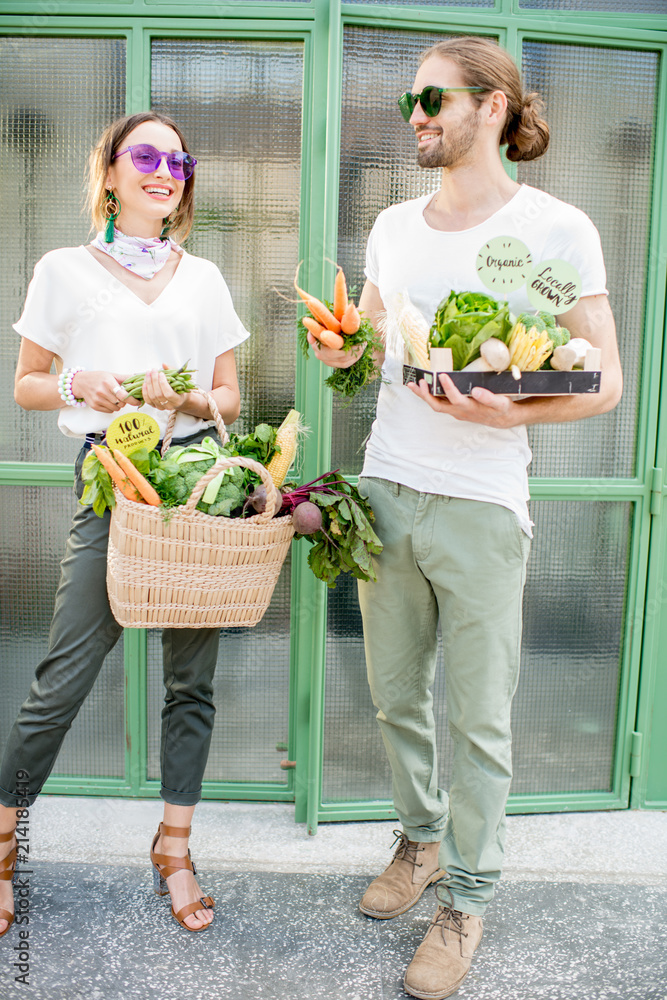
[106,394,295,629]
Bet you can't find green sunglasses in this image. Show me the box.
[398,86,486,123]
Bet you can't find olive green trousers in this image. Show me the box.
[357,478,530,917]
[0,440,220,809]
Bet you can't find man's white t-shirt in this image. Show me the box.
[14,246,250,440]
[362,183,608,535]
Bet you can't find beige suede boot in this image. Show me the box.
[403,892,484,1000]
[359,830,445,919]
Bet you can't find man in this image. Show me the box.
[308,36,622,1000]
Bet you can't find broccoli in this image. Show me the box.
[515,311,548,333]
[167,477,191,504]
[196,465,246,516]
[182,459,217,493]
[150,438,266,516]
[515,311,566,342]
[149,454,217,508]
[204,480,247,517]
[538,311,557,331]
[548,325,571,348]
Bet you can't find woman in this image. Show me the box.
[0,111,248,933]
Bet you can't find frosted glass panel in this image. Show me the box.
[146,560,292,786]
[0,485,125,779]
[334,26,455,474]
[322,501,630,803]
[148,39,303,787]
[0,36,126,463]
[346,0,493,5]
[522,0,664,10]
[151,38,304,432]
[519,42,657,478]
[334,29,655,480]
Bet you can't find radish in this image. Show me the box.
[480,337,511,372]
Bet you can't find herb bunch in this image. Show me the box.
[298,310,383,402]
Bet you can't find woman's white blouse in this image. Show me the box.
[14,246,250,439]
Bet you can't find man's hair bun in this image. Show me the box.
[503,92,550,162]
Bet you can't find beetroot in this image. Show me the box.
[278,470,347,515]
[292,502,323,535]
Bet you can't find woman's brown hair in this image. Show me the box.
[419,36,549,162]
[87,111,195,242]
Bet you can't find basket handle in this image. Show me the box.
[162,389,282,520]
[161,389,229,454]
[183,451,282,521]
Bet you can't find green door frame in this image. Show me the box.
[633,224,667,811]
[1,1,666,829]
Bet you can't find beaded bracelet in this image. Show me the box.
[57,366,86,407]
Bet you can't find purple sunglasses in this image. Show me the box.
[113,143,197,181]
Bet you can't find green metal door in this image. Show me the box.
[0,17,312,803]
[0,2,666,827]
[308,10,667,830]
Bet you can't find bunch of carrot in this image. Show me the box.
[296,264,361,351]
[92,444,162,506]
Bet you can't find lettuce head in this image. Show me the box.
[429,290,512,370]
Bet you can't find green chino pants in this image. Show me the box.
[357,477,530,917]
[0,438,220,809]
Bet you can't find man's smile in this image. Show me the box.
[416,129,441,146]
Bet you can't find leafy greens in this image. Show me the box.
[429,290,512,370]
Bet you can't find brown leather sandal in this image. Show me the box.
[0,830,17,939]
[150,822,214,932]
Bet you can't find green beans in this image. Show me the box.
[121,362,197,404]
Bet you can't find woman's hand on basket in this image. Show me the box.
[141,364,184,411]
[71,371,139,413]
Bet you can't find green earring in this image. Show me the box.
[160,214,173,238]
[103,190,121,243]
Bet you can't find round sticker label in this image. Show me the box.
[526,259,582,314]
[106,412,160,455]
[476,236,533,293]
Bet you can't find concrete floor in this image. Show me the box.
[1,799,666,1000]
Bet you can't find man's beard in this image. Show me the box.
[416,108,481,169]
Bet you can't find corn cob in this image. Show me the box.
[265,409,302,488]
[508,322,554,372]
